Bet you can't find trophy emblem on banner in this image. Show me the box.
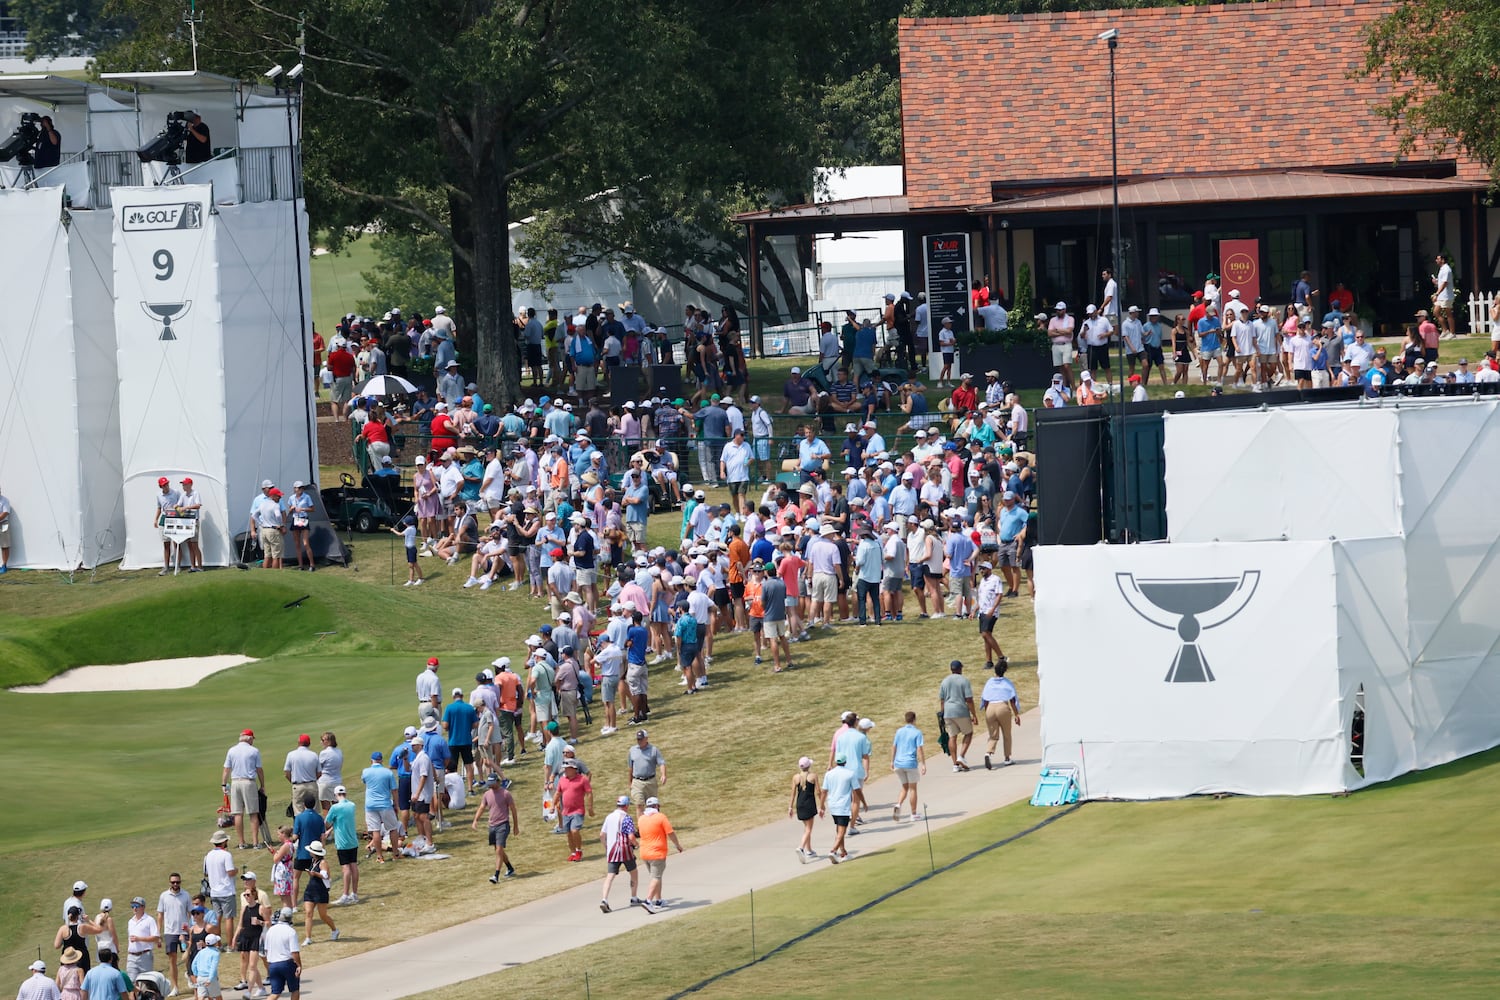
[1116,571,1260,683]
[141,300,192,341]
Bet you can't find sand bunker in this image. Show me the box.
[12,655,258,693]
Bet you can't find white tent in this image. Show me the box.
[1037,399,1500,798]
[112,184,316,568]
[0,188,125,569]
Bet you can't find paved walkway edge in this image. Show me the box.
[307,710,1044,1000]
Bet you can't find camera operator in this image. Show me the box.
[184,112,211,164]
[32,115,61,168]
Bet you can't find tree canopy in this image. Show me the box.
[1362,0,1500,185]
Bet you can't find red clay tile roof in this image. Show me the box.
[899,0,1488,210]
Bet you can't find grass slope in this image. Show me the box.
[425,749,1500,1000]
[0,511,1036,977]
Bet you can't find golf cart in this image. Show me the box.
[321,472,409,533]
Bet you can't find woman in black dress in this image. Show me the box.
[788,756,820,862]
[301,841,338,944]
[1172,315,1194,386]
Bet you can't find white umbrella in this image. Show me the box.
[358,374,418,397]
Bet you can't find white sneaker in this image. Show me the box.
[412,578,423,586]
[463,577,479,588]
[420,549,434,557]
[479,580,492,591]
[930,612,945,619]
[447,555,459,565]
[500,758,516,766]
[403,580,413,587]
[678,677,688,686]
[507,582,520,591]
[600,726,616,736]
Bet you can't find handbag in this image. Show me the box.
[200,863,211,898]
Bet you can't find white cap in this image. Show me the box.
[434,305,446,314]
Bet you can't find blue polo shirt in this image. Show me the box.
[1197,316,1221,352]
[361,764,396,810]
[999,505,1028,542]
[292,808,324,861]
[443,700,477,748]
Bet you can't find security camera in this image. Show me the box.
[286,63,304,80]
[265,64,284,79]
[1097,28,1118,42]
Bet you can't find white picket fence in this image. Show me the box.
[1467,292,1498,338]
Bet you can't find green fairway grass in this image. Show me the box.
[423,748,1500,1000]
[0,513,1035,976]
[310,236,378,329]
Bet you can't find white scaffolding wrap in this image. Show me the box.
[1039,400,1500,800]
[0,189,125,569]
[112,186,315,568]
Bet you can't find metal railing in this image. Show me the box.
[0,18,28,58]
[239,146,298,203]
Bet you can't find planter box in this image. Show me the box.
[955,342,1055,390]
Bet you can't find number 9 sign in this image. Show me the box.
[153,249,174,281]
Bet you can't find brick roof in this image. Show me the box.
[899,0,1488,210]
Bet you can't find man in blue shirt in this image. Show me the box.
[443,689,478,788]
[890,711,927,821]
[360,751,402,861]
[1196,305,1224,384]
[796,426,830,483]
[624,612,652,724]
[997,491,1028,598]
[622,466,650,555]
[290,801,324,900]
[818,755,858,863]
[943,521,977,619]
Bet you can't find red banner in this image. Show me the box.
[1219,239,1261,307]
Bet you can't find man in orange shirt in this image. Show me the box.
[636,796,683,912]
[493,658,523,766]
[725,524,751,631]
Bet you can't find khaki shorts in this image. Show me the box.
[630,777,659,806]
[895,767,920,785]
[809,572,837,603]
[763,619,788,639]
[643,858,666,877]
[230,778,258,815]
[558,689,580,719]
[260,526,284,557]
[625,522,646,545]
[944,715,974,737]
[1050,342,1073,366]
[949,576,974,599]
[575,366,598,391]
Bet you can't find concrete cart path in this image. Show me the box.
[306,710,1044,1000]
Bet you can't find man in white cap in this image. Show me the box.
[1082,303,1113,375]
[189,932,222,999]
[261,908,301,1000]
[635,796,683,912]
[325,785,360,905]
[1047,301,1077,387]
[18,960,58,1000]
[1042,374,1070,409]
[598,795,641,912]
[1121,304,1144,378]
[1141,307,1165,384]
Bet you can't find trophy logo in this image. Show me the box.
[141,300,191,341]
[1116,571,1259,683]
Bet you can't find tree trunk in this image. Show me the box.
[449,190,477,366]
[469,172,522,410]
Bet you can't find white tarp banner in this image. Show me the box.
[0,189,124,569]
[1036,540,1345,799]
[112,184,228,569]
[1164,406,1402,543]
[1392,402,1500,769]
